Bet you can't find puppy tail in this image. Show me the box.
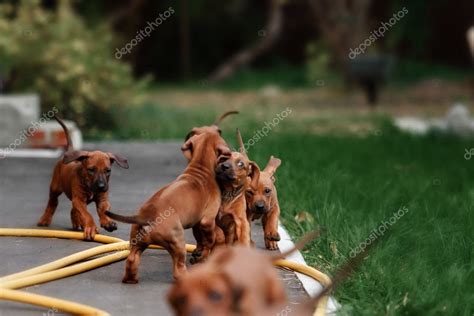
[105,211,147,226]
[213,110,239,126]
[53,114,73,151]
[271,230,322,261]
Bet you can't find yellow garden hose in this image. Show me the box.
[0,228,332,315]
[0,288,109,315]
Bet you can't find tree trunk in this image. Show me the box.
[309,0,371,82]
[208,0,283,83]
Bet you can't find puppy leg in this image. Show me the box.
[262,206,281,250]
[196,217,216,261]
[123,243,148,284]
[72,197,98,240]
[71,208,83,230]
[95,194,117,232]
[37,189,61,227]
[234,216,251,246]
[165,231,187,279]
[190,226,203,264]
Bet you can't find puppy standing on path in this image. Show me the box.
[246,156,282,250]
[37,115,129,240]
[106,132,232,282]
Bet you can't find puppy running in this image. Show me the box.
[106,132,231,282]
[168,231,320,316]
[37,115,129,240]
[246,156,282,250]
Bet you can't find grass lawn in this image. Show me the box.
[85,98,473,315]
[245,125,474,316]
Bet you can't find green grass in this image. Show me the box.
[244,124,474,315]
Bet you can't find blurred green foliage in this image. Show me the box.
[0,0,150,129]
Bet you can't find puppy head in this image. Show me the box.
[63,150,129,193]
[181,132,231,163]
[246,156,281,215]
[167,265,242,316]
[216,129,260,190]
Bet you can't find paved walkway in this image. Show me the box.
[0,142,308,315]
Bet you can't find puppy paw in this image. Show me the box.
[83,226,99,241]
[265,232,281,250]
[265,240,279,250]
[101,221,117,232]
[37,217,51,227]
[122,277,139,284]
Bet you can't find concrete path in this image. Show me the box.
[0,142,308,315]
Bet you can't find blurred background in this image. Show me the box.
[0,1,473,315]
[0,0,472,139]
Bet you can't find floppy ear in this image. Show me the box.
[216,143,231,159]
[263,156,281,176]
[108,153,129,169]
[63,151,89,164]
[248,162,261,191]
[181,137,194,161]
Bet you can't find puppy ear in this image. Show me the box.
[216,143,231,159]
[181,137,194,161]
[248,162,261,190]
[63,151,89,164]
[184,128,196,142]
[263,156,281,176]
[108,153,129,169]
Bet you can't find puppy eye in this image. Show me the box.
[237,161,244,168]
[246,190,254,196]
[264,188,271,194]
[106,169,111,174]
[87,168,95,175]
[208,290,223,302]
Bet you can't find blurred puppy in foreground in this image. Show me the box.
[246,156,282,250]
[168,231,320,316]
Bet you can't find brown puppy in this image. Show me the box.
[37,115,129,240]
[184,110,239,141]
[190,129,260,263]
[246,156,282,250]
[106,132,231,282]
[168,231,320,316]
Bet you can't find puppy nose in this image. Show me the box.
[221,162,231,170]
[189,308,204,316]
[255,201,265,210]
[97,181,106,189]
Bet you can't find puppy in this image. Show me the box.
[184,110,239,141]
[168,231,320,316]
[190,129,260,263]
[37,115,129,240]
[106,132,231,282]
[246,156,282,250]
